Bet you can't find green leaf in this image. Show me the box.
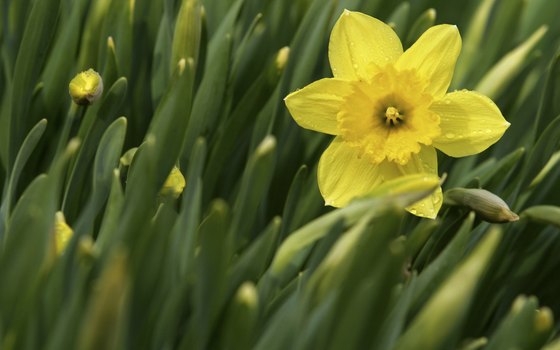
[386,2,410,38]
[410,213,475,311]
[405,8,436,48]
[218,282,259,350]
[62,78,128,221]
[521,114,560,189]
[476,26,547,99]
[181,33,232,164]
[534,51,560,141]
[8,0,61,169]
[0,119,47,234]
[183,200,231,350]
[0,140,78,328]
[521,205,560,227]
[452,0,497,87]
[230,136,277,248]
[171,0,202,73]
[267,180,439,288]
[77,251,129,350]
[394,227,502,350]
[41,0,87,115]
[485,296,552,350]
[171,137,207,278]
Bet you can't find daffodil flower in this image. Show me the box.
[284,10,510,218]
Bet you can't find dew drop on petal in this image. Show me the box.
[445,132,456,139]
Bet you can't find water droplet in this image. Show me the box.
[353,63,358,69]
[350,41,355,46]
[444,100,451,105]
[433,196,441,204]
[445,132,456,139]
[409,209,418,215]
[484,129,492,134]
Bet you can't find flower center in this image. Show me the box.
[337,65,441,165]
[384,106,402,126]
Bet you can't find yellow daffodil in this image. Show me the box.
[284,10,510,218]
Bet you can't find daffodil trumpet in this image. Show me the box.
[285,10,510,218]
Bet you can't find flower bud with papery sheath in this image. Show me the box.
[69,68,103,105]
[445,188,519,223]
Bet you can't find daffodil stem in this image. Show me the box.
[54,103,82,160]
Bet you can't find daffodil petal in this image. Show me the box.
[432,90,510,157]
[329,10,403,81]
[318,137,384,207]
[285,78,354,135]
[396,24,461,98]
[379,146,442,219]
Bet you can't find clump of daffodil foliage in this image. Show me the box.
[0,0,560,349]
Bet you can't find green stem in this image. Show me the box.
[54,103,81,160]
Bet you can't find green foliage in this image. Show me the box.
[0,0,559,349]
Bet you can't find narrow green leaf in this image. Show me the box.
[386,2,410,38]
[62,78,128,221]
[171,137,207,278]
[8,0,61,168]
[476,26,547,99]
[405,9,436,48]
[41,0,87,114]
[184,200,231,350]
[218,282,259,350]
[394,227,502,350]
[410,213,475,311]
[534,51,560,140]
[485,296,552,350]
[0,119,47,233]
[230,136,277,248]
[171,0,202,73]
[181,33,232,164]
[452,0,497,87]
[521,205,560,227]
[77,251,129,350]
[228,216,282,296]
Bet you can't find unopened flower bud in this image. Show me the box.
[53,211,73,254]
[444,188,519,223]
[275,47,290,70]
[160,166,186,199]
[120,147,138,167]
[69,69,103,105]
[534,307,553,333]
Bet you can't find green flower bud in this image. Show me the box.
[534,307,553,333]
[68,68,103,105]
[444,188,519,223]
